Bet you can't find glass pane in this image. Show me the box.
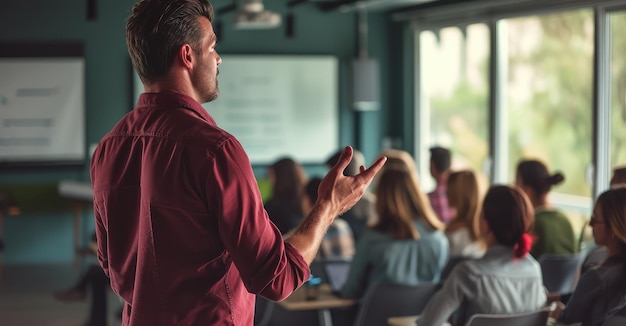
[502,9,594,241]
[610,12,626,177]
[419,24,490,191]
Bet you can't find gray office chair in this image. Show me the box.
[538,253,583,294]
[254,296,319,326]
[353,282,439,326]
[464,306,551,326]
[601,306,626,326]
[602,316,626,326]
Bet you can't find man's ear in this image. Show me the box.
[179,44,194,70]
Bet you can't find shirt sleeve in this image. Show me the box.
[417,263,471,326]
[210,137,310,301]
[557,269,603,324]
[93,201,110,277]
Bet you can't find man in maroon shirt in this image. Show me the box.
[90,1,386,325]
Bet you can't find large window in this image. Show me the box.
[610,11,626,171]
[501,10,594,238]
[502,10,593,198]
[419,24,490,192]
[502,10,595,241]
[414,5,613,242]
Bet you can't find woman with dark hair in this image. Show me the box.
[264,157,308,234]
[418,185,547,326]
[516,159,578,258]
[556,186,626,325]
[445,170,486,259]
[340,149,449,299]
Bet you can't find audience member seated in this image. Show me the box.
[611,166,626,187]
[418,185,547,326]
[428,146,454,224]
[325,149,377,242]
[264,157,307,235]
[445,170,486,259]
[516,159,578,258]
[340,149,448,299]
[53,232,113,326]
[302,176,355,260]
[554,186,626,325]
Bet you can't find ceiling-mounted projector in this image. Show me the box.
[233,0,281,29]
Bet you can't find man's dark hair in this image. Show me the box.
[430,146,451,173]
[126,0,214,85]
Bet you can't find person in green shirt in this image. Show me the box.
[516,159,578,258]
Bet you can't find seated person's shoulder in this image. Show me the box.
[331,218,352,233]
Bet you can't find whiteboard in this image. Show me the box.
[0,57,85,166]
[133,55,339,165]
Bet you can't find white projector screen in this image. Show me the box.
[133,55,339,165]
[0,44,85,168]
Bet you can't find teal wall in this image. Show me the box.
[0,0,400,264]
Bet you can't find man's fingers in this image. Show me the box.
[358,156,387,181]
[331,146,354,173]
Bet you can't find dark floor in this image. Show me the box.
[0,263,356,326]
[0,263,121,326]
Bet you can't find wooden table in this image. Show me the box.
[279,283,355,326]
[387,316,452,326]
[388,315,418,326]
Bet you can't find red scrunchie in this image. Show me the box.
[513,233,535,258]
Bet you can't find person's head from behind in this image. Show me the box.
[268,157,307,201]
[515,159,564,204]
[126,0,221,103]
[481,185,535,258]
[611,166,626,187]
[325,148,365,176]
[429,146,451,181]
[447,170,481,240]
[590,187,626,257]
[302,177,322,216]
[373,149,444,240]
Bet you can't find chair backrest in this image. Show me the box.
[254,296,319,326]
[353,282,439,326]
[601,305,626,326]
[464,307,551,326]
[602,316,626,326]
[538,253,583,294]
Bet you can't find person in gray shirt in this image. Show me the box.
[418,185,547,326]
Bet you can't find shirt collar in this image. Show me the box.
[483,244,515,258]
[137,92,217,126]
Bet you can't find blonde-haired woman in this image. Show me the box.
[445,170,486,259]
[340,149,449,299]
